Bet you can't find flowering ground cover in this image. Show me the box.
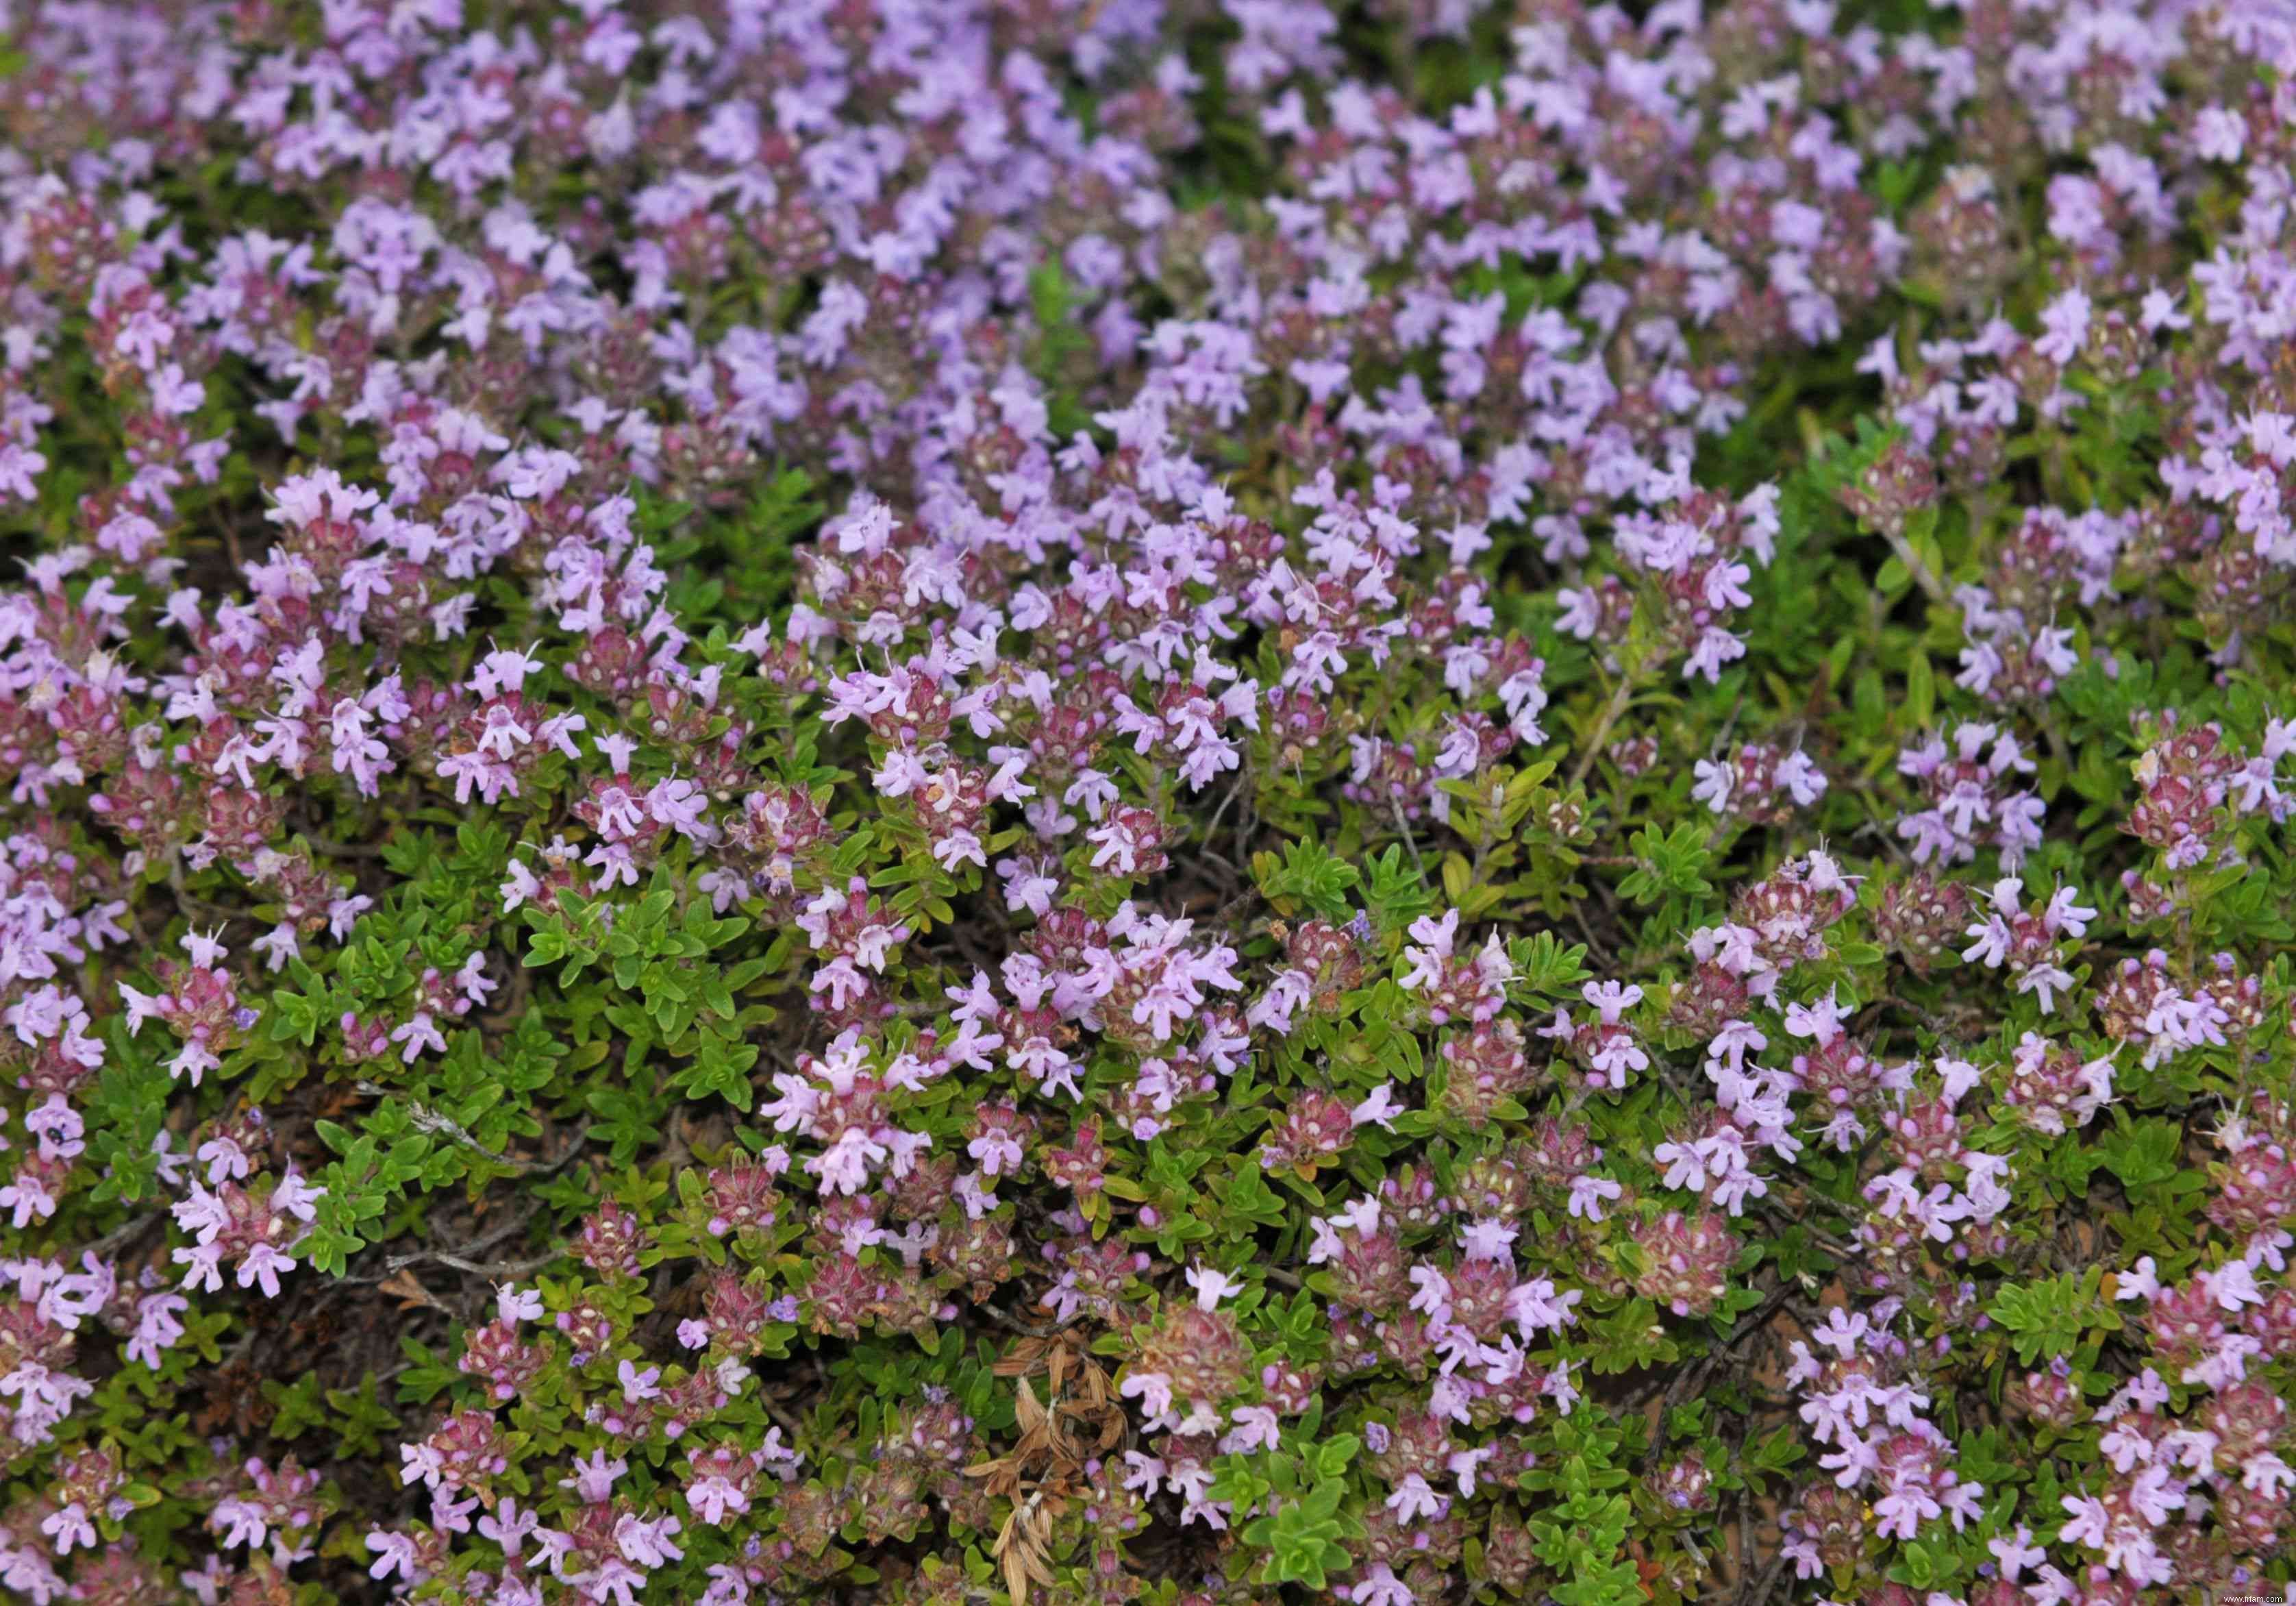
[0,0,2293,1602]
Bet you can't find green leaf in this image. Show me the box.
[1988,1265,2122,1364]
[1256,837,1363,920]
[1510,930,1590,996]
[1360,844,1436,934]
[2096,1113,2183,1191]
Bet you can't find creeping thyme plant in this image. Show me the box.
[2,0,2296,1603]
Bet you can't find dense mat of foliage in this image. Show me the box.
[0,0,2293,1603]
